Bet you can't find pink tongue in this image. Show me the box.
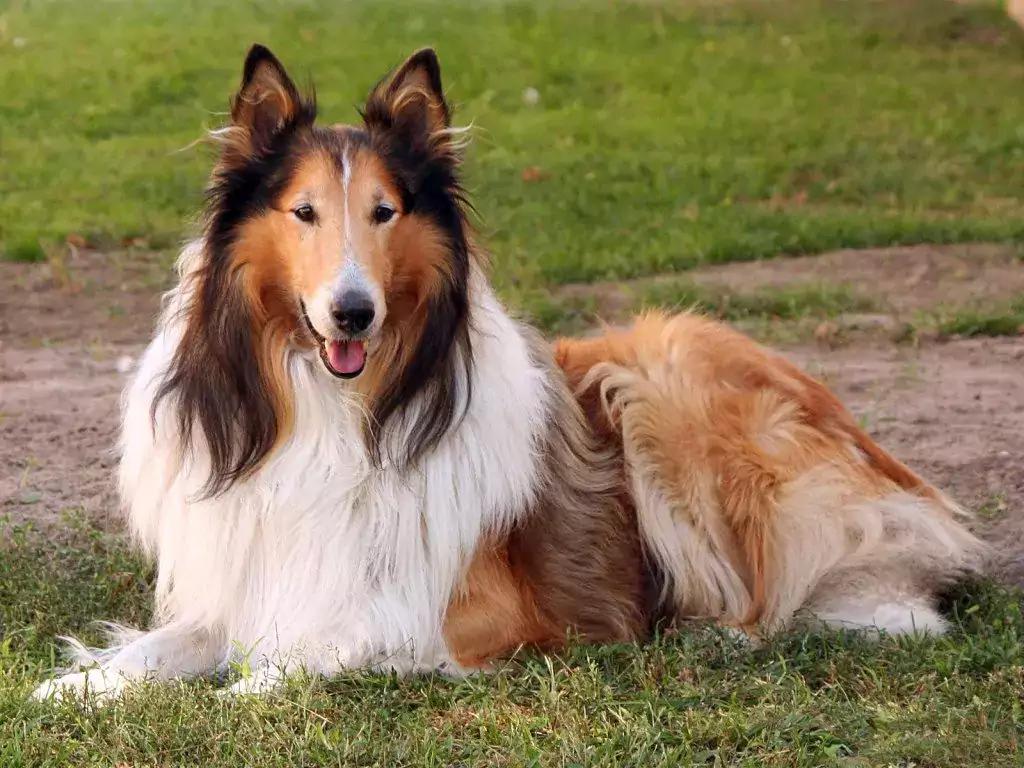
[327,340,366,375]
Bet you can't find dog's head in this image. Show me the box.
[160,46,473,494]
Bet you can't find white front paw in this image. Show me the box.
[31,668,130,705]
[220,665,285,697]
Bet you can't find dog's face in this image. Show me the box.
[279,144,399,378]
[218,46,465,381]
[237,130,434,380]
[162,46,473,493]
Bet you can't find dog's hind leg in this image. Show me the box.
[799,586,947,637]
[31,623,220,704]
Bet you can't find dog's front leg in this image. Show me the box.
[220,637,366,696]
[220,632,462,695]
[31,624,220,704]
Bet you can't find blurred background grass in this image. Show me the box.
[2,0,1023,297]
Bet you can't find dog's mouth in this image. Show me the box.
[299,300,367,380]
[324,339,367,378]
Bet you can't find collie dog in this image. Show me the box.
[35,46,981,700]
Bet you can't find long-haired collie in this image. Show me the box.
[35,46,981,701]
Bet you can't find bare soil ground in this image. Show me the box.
[2,244,1022,584]
[0,248,170,534]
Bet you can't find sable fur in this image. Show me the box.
[443,328,647,668]
[556,313,982,634]
[155,45,317,496]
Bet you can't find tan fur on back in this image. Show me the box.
[555,312,982,634]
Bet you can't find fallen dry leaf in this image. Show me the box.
[814,320,840,345]
[521,166,546,183]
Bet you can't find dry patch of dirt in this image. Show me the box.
[1,246,171,346]
[1,244,1022,587]
[1,249,164,533]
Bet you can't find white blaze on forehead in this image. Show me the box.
[337,144,370,289]
[341,146,353,248]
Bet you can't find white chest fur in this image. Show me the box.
[117,259,550,674]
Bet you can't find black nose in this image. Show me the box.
[331,291,376,334]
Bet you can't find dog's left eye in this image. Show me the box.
[293,204,316,223]
[372,204,396,224]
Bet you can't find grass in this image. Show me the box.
[1,515,1022,767]
[528,280,874,336]
[938,296,1024,337]
[635,282,875,322]
[3,0,1024,299]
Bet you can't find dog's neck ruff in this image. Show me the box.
[119,241,551,672]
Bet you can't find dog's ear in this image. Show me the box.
[363,48,456,167]
[223,44,314,161]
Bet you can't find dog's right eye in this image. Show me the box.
[293,204,316,223]
[372,204,396,225]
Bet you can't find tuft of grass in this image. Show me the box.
[514,288,603,337]
[636,281,876,322]
[2,515,1022,766]
[526,280,875,336]
[977,494,1009,521]
[2,237,45,263]
[938,296,1024,337]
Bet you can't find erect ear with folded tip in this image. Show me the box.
[362,48,457,166]
[224,44,315,162]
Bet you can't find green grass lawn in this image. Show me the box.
[3,0,1024,764]
[3,0,1024,298]
[1,516,1022,767]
